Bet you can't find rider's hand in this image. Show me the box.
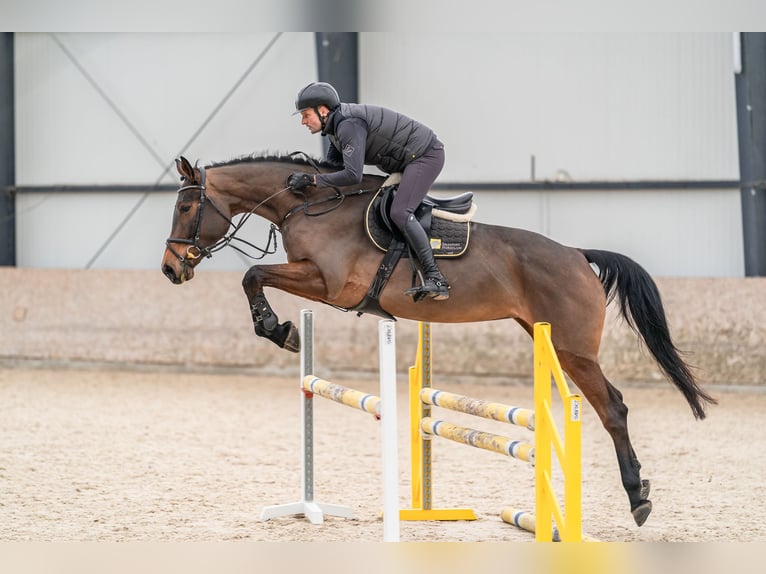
[287,172,316,190]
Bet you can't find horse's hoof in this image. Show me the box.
[631,500,652,527]
[280,322,301,353]
[640,479,651,500]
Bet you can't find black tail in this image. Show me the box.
[582,249,717,419]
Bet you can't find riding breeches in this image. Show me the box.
[388,141,445,231]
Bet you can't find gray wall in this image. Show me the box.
[12,33,743,276]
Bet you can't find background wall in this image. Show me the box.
[2,268,764,387]
[11,32,744,276]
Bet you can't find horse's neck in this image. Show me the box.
[211,162,386,224]
[210,164,300,224]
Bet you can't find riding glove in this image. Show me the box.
[287,172,315,190]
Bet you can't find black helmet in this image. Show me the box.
[294,82,340,114]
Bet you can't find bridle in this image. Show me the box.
[164,155,379,265]
[164,165,280,264]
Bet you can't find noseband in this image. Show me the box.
[165,166,225,263]
[165,165,280,264]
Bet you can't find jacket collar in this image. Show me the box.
[321,106,341,136]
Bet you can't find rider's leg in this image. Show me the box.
[389,142,449,300]
[401,213,450,300]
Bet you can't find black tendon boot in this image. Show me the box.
[401,215,450,300]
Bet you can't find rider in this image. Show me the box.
[287,81,450,301]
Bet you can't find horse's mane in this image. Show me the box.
[206,152,338,170]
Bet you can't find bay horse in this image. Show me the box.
[161,153,716,527]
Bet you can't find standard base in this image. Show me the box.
[260,500,354,525]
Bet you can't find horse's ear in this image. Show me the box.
[176,156,195,181]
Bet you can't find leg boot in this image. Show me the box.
[401,215,450,300]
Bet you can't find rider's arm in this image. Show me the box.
[315,118,367,188]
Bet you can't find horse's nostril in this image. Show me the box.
[162,264,176,281]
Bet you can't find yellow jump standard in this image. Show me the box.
[401,321,583,543]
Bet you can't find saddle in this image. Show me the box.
[364,173,475,256]
[350,175,476,319]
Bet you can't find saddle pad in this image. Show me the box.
[364,189,472,257]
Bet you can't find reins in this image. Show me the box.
[166,154,379,264]
[166,165,282,263]
[281,151,376,223]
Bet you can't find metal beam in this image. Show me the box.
[314,33,358,156]
[13,179,740,194]
[0,33,15,266]
[735,33,766,276]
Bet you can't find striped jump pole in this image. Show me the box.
[420,417,534,463]
[261,309,400,542]
[501,507,561,542]
[302,376,381,416]
[400,322,538,521]
[501,507,598,542]
[420,388,535,430]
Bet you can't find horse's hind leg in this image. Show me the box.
[557,351,652,526]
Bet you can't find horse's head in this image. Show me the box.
[161,156,232,284]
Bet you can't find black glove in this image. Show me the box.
[287,172,315,190]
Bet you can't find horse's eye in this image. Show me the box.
[179,204,192,214]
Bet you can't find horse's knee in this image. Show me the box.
[242,266,264,293]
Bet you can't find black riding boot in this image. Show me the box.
[401,215,450,300]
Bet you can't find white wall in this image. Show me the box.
[15,191,284,270]
[360,33,739,183]
[464,188,743,277]
[14,32,321,186]
[12,32,745,276]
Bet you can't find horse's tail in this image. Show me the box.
[581,248,717,419]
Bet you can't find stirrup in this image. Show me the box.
[425,276,450,300]
[405,276,450,301]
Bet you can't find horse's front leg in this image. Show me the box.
[241,261,327,352]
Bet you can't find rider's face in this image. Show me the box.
[300,107,327,134]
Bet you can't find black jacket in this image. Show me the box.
[315,103,437,188]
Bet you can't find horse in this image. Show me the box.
[161,153,716,528]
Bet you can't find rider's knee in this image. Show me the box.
[389,206,410,231]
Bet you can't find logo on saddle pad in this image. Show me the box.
[364,184,476,257]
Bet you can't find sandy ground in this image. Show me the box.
[0,365,764,543]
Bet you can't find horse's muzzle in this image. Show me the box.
[162,262,194,284]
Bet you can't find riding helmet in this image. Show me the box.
[294,82,340,114]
